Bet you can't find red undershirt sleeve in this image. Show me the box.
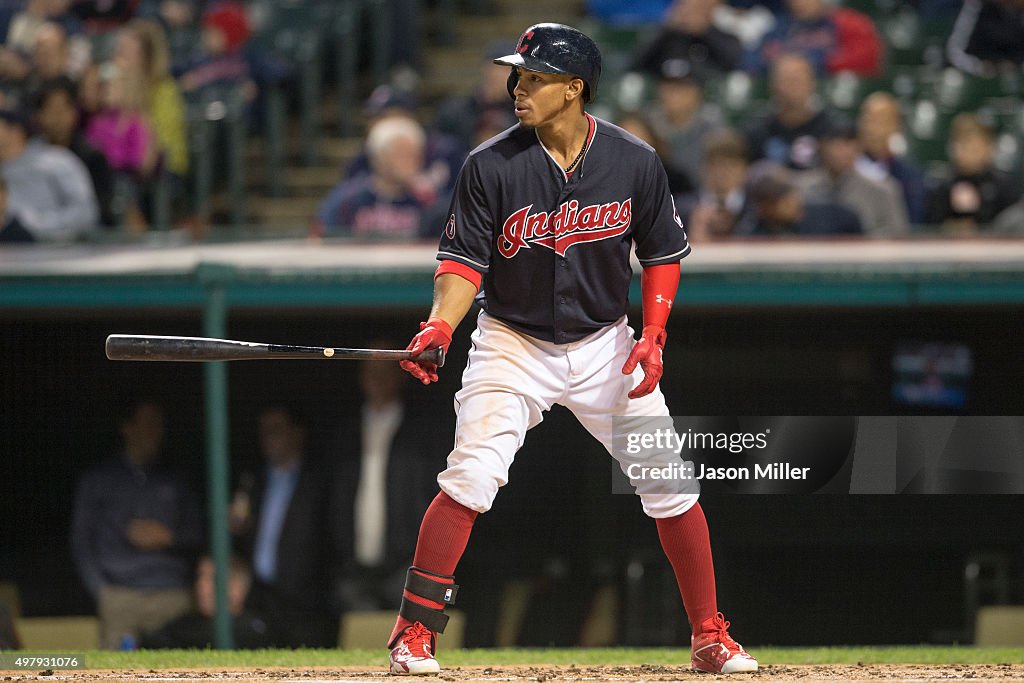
[435,260,482,291]
[641,262,681,330]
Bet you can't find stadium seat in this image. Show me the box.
[186,85,249,224]
[248,0,332,168]
[16,617,99,650]
[824,73,896,112]
[0,582,21,618]
[974,606,1024,646]
[339,610,465,649]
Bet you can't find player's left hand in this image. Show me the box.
[621,325,667,399]
[400,318,453,385]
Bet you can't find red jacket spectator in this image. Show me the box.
[742,0,883,76]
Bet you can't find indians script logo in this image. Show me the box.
[497,199,632,258]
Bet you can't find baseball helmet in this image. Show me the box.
[493,23,602,103]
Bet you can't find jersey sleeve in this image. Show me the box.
[436,155,494,273]
[632,151,692,266]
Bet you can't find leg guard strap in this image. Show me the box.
[399,597,450,633]
[405,567,459,606]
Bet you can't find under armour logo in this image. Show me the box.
[516,31,534,54]
[656,294,673,308]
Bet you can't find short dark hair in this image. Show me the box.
[32,77,78,113]
[950,112,995,143]
[0,107,30,135]
[114,393,162,424]
[259,402,308,428]
[703,128,749,164]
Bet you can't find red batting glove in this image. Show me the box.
[400,318,453,385]
[621,325,667,399]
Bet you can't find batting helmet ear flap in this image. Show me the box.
[506,69,519,99]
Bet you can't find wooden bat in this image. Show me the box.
[105,334,444,366]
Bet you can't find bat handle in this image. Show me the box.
[415,347,445,367]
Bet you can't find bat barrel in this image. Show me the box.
[105,335,444,365]
[106,335,272,361]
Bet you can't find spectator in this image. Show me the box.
[946,0,1024,76]
[855,92,928,226]
[617,110,697,195]
[0,105,98,241]
[329,348,445,612]
[745,53,837,170]
[176,2,252,101]
[139,555,274,649]
[631,0,743,77]
[925,112,1021,232]
[32,21,68,79]
[115,19,189,179]
[85,63,154,230]
[586,0,674,24]
[744,159,862,235]
[86,64,154,176]
[1,1,84,100]
[70,397,203,650]
[230,405,339,648]
[32,78,114,226]
[742,0,883,76]
[5,0,51,54]
[317,117,440,239]
[682,128,756,240]
[647,58,723,185]
[135,0,204,70]
[348,85,464,195]
[796,116,910,236]
[70,0,138,31]
[0,175,32,242]
[433,42,518,153]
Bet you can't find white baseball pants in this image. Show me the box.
[436,311,699,518]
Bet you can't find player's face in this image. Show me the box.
[511,67,583,128]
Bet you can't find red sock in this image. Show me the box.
[655,502,718,637]
[388,491,478,645]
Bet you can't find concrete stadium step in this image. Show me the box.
[247,165,343,197]
[491,0,584,23]
[246,136,363,166]
[245,195,322,228]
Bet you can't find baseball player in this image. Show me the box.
[387,23,757,675]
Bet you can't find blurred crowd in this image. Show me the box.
[595,0,1024,238]
[0,0,1022,245]
[70,353,448,649]
[0,0,261,243]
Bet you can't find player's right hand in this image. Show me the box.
[400,318,453,385]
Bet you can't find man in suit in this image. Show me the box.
[232,404,339,648]
[330,349,446,612]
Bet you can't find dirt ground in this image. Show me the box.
[3,664,1024,683]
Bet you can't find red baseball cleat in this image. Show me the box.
[389,621,440,675]
[690,613,759,674]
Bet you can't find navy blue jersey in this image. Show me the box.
[437,114,690,344]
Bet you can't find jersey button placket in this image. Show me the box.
[554,256,571,343]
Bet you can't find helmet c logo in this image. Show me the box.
[516,31,534,54]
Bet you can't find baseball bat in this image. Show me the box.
[105,334,444,366]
